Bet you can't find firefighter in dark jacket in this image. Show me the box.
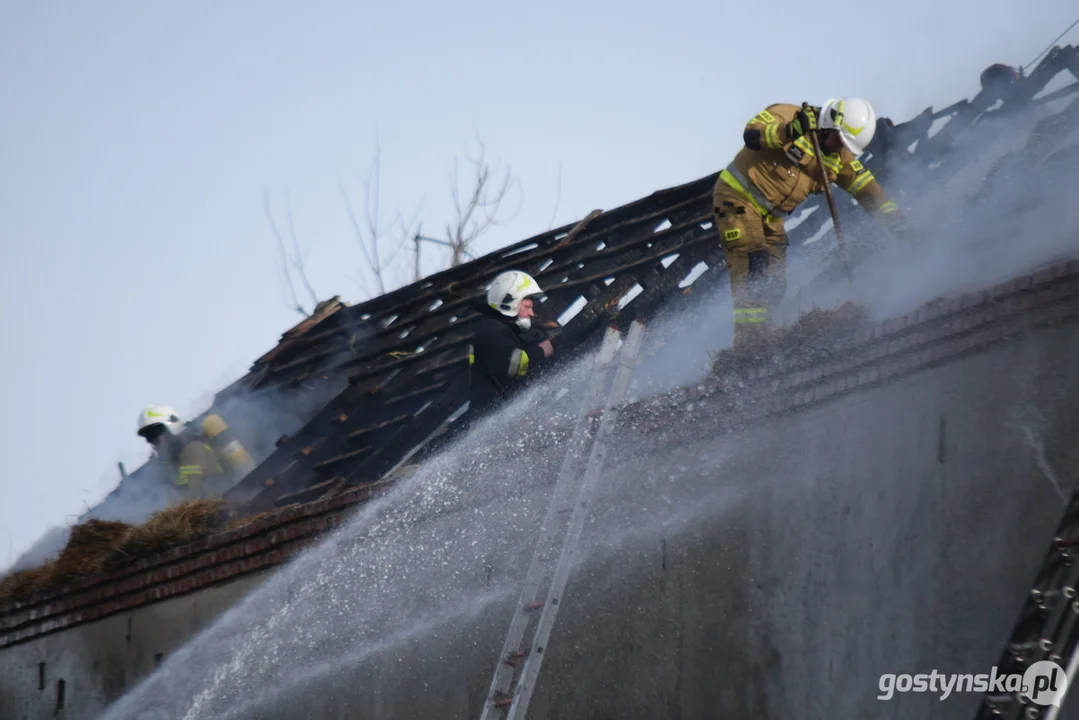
[468,270,555,417]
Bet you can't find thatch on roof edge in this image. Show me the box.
[0,499,256,605]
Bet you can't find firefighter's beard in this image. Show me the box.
[515,317,531,330]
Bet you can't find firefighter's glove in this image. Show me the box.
[787,107,819,140]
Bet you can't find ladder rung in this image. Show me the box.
[494,697,513,708]
[1032,588,1063,602]
[525,601,545,610]
[504,649,529,667]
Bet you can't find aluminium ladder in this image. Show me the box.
[479,320,647,720]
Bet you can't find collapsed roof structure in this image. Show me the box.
[1,43,1078,679]
[78,44,1079,522]
[0,40,1077,720]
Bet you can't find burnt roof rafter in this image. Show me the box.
[220,52,1079,511]
[250,181,716,391]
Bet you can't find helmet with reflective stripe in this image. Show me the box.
[137,404,186,440]
[820,97,877,156]
[486,270,543,318]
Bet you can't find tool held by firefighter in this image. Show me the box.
[803,101,853,281]
[712,97,911,351]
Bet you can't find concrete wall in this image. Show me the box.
[3,320,1079,719]
[0,573,270,720]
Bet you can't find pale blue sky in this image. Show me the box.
[1,0,1075,567]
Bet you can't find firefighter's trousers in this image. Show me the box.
[712,182,788,348]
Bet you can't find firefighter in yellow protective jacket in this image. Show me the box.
[136,404,255,500]
[713,97,909,349]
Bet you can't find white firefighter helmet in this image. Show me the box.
[820,97,877,156]
[486,270,543,317]
[137,404,186,441]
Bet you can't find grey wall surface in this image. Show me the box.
[0,573,270,720]
[3,323,1079,720]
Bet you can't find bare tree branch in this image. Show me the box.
[264,187,315,317]
[283,187,319,311]
[364,141,383,288]
[265,131,534,309]
[339,179,377,292]
[380,207,418,274]
[339,137,414,297]
[443,129,524,267]
[394,204,426,283]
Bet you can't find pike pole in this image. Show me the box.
[804,102,853,282]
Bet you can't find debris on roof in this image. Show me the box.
[225,47,1079,513]
[0,500,233,604]
[708,302,870,378]
[4,47,1078,602]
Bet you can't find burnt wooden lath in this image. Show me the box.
[206,47,1075,512]
[225,174,727,510]
[781,44,1079,251]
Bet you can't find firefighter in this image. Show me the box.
[713,97,910,350]
[467,270,555,417]
[136,405,234,500]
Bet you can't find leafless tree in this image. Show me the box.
[445,131,524,266]
[265,187,319,317]
[267,131,527,313]
[265,140,420,316]
[412,131,524,279]
[339,137,420,297]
